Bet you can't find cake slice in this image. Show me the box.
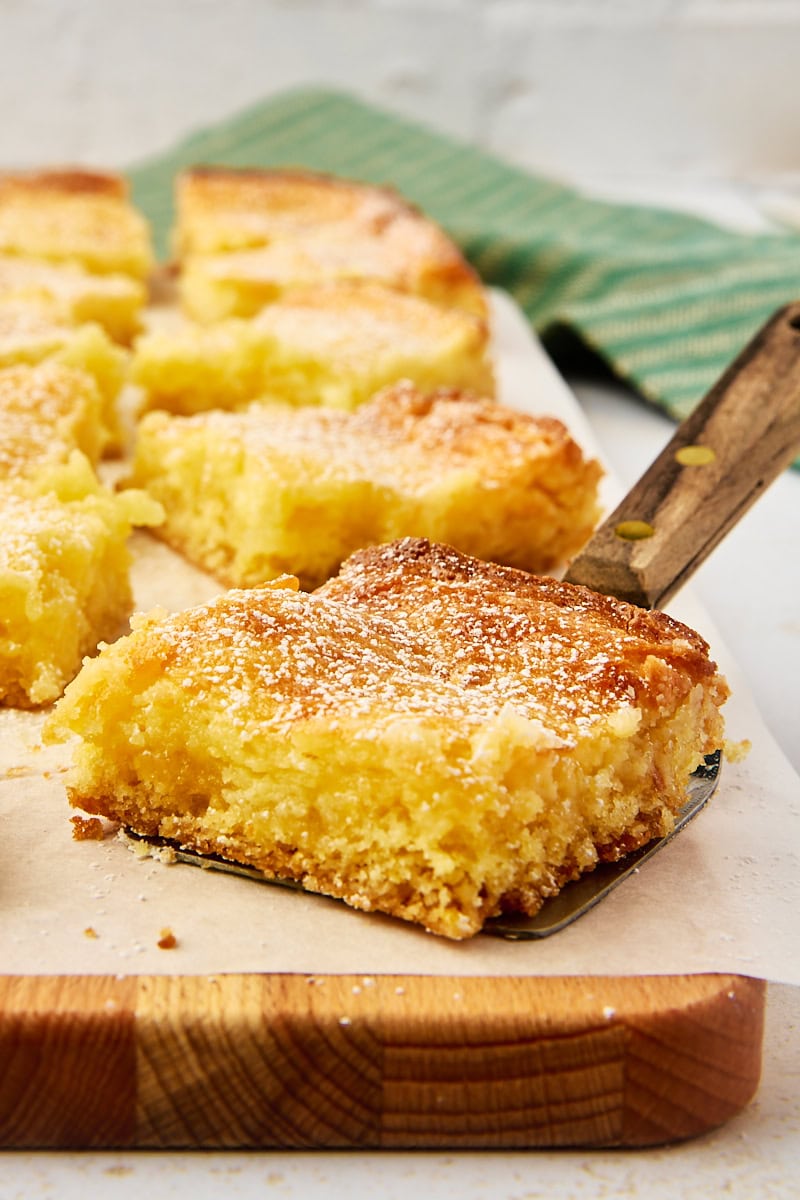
[0,255,146,343]
[0,356,162,705]
[0,454,162,707]
[133,281,494,415]
[0,361,110,481]
[46,539,728,938]
[129,382,602,589]
[0,302,127,445]
[175,167,486,321]
[0,168,153,279]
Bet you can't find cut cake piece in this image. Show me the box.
[46,538,728,938]
[0,254,146,343]
[0,361,110,481]
[175,167,486,321]
[0,302,127,445]
[0,168,153,279]
[129,382,602,589]
[0,454,162,707]
[133,281,494,415]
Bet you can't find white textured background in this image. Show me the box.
[1,0,800,187]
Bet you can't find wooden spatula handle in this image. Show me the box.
[564,301,800,609]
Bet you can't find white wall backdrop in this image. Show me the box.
[1,0,800,187]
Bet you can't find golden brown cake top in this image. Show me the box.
[0,168,153,279]
[176,166,428,255]
[350,382,591,468]
[0,168,129,200]
[0,362,102,480]
[318,538,727,731]
[109,539,725,744]
[121,579,488,736]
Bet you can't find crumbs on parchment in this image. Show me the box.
[71,814,119,841]
[157,927,178,950]
[724,738,752,764]
[4,765,30,779]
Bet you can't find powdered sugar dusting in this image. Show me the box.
[0,488,95,576]
[0,252,140,299]
[126,538,713,740]
[141,384,573,498]
[250,283,479,363]
[0,362,97,479]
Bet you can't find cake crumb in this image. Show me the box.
[3,765,30,779]
[120,828,177,863]
[157,927,178,950]
[83,926,99,939]
[71,814,106,841]
[724,738,751,763]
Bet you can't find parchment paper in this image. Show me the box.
[2,291,798,982]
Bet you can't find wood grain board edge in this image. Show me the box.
[0,972,765,1150]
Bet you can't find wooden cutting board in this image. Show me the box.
[0,971,765,1149]
[0,297,773,1150]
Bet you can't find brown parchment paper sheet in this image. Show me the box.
[2,291,798,981]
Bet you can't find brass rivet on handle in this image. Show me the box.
[675,445,716,466]
[614,520,655,541]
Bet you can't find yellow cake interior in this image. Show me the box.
[0,454,162,707]
[0,255,147,343]
[0,303,127,444]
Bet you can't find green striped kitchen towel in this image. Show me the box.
[129,86,800,423]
